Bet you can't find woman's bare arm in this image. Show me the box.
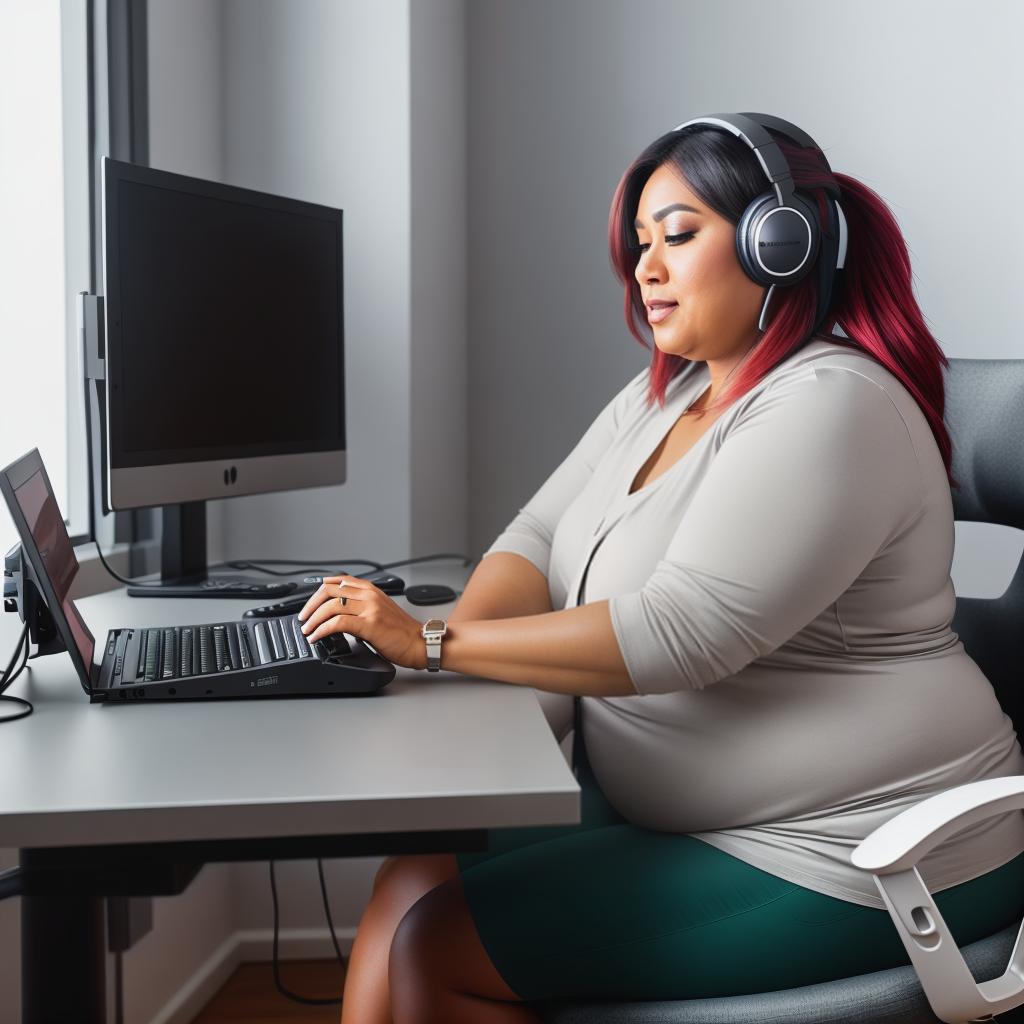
[439,602,635,697]
[438,555,634,697]
[446,552,553,623]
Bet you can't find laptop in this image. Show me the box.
[1,448,395,703]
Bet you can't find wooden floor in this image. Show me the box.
[189,959,348,1023]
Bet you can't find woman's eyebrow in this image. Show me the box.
[634,203,702,229]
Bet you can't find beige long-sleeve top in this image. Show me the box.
[483,337,1024,908]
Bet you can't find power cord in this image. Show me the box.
[226,553,475,577]
[93,542,475,587]
[0,621,33,723]
[223,557,384,577]
[269,859,346,1005]
[89,542,388,589]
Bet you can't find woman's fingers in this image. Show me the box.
[319,574,373,591]
[300,596,348,640]
[300,590,364,637]
[293,576,425,668]
[298,575,372,623]
[304,611,349,645]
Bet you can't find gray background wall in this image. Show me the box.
[3,1,1022,1021]
[465,0,1024,588]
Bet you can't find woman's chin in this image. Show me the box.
[654,333,691,357]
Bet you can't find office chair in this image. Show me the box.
[532,356,1024,1024]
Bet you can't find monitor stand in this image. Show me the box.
[125,500,297,599]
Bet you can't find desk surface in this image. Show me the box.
[0,560,579,849]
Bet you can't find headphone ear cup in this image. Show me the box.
[736,190,821,287]
[788,192,822,285]
[735,191,777,285]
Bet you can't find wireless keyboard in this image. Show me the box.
[93,614,395,702]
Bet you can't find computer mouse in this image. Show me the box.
[404,584,458,606]
[312,633,353,661]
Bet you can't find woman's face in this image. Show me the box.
[633,162,766,365]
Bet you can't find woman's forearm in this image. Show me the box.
[440,600,638,697]
[447,552,553,623]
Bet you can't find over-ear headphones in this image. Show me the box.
[671,112,848,338]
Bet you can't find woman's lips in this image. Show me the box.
[648,303,678,324]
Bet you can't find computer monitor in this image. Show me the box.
[88,157,346,589]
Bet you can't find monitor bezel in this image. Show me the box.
[100,156,347,510]
[0,448,98,693]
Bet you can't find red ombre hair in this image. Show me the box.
[607,125,957,490]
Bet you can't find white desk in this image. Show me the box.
[0,560,579,1023]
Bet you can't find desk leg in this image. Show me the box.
[20,864,106,1024]
[14,830,487,1022]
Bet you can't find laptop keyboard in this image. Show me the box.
[134,615,323,682]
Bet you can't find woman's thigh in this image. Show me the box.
[455,759,1024,1002]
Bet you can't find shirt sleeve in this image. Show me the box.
[608,365,926,696]
[482,368,647,577]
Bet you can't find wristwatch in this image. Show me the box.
[421,618,448,672]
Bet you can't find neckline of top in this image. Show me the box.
[624,338,857,501]
[625,364,714,500]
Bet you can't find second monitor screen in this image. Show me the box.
[111,177,344,466]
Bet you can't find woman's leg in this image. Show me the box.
[340,853,460,1024]
[389,876,542,1024]
[341,730,623,1024]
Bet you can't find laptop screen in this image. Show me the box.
[2,452,96,680]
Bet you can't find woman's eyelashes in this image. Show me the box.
[636,232,695,253]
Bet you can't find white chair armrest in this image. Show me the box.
[849,775,1024,1023]
[851,776,1024,873]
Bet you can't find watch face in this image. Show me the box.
[423,618,446,634]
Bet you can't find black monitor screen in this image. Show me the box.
[105,162,345,468]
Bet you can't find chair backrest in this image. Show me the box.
[945,357,1024,742]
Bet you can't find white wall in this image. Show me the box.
[207,0,415,569]
[410,0,468,556]
[464,0,1024,586]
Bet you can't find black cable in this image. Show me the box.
[317,858,346,967]
[91,540,167,588]
[0,622,33,723]
[268,859,345,1006]
[94,541,475,587]
[223,558,384,578]
[0,621,28,686]
[225,552,475,577]
[114,950,123,1024]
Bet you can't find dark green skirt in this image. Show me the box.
[456,729,1024,1002]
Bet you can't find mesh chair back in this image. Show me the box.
[945,357,1024,741]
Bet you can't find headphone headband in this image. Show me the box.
[667,111,847,334]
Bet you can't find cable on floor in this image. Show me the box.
[268,858,346,1006]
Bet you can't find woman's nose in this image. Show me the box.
[635,246,667,285]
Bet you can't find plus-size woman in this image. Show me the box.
[298,114,1024,1024]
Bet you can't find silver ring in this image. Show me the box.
[340,594,348,608]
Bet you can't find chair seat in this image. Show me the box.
[532,920,1020,1023]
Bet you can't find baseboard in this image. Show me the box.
[147,926,357,1024]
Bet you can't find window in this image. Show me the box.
[0,0,91,559]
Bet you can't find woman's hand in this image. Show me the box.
[297,575,427,670]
